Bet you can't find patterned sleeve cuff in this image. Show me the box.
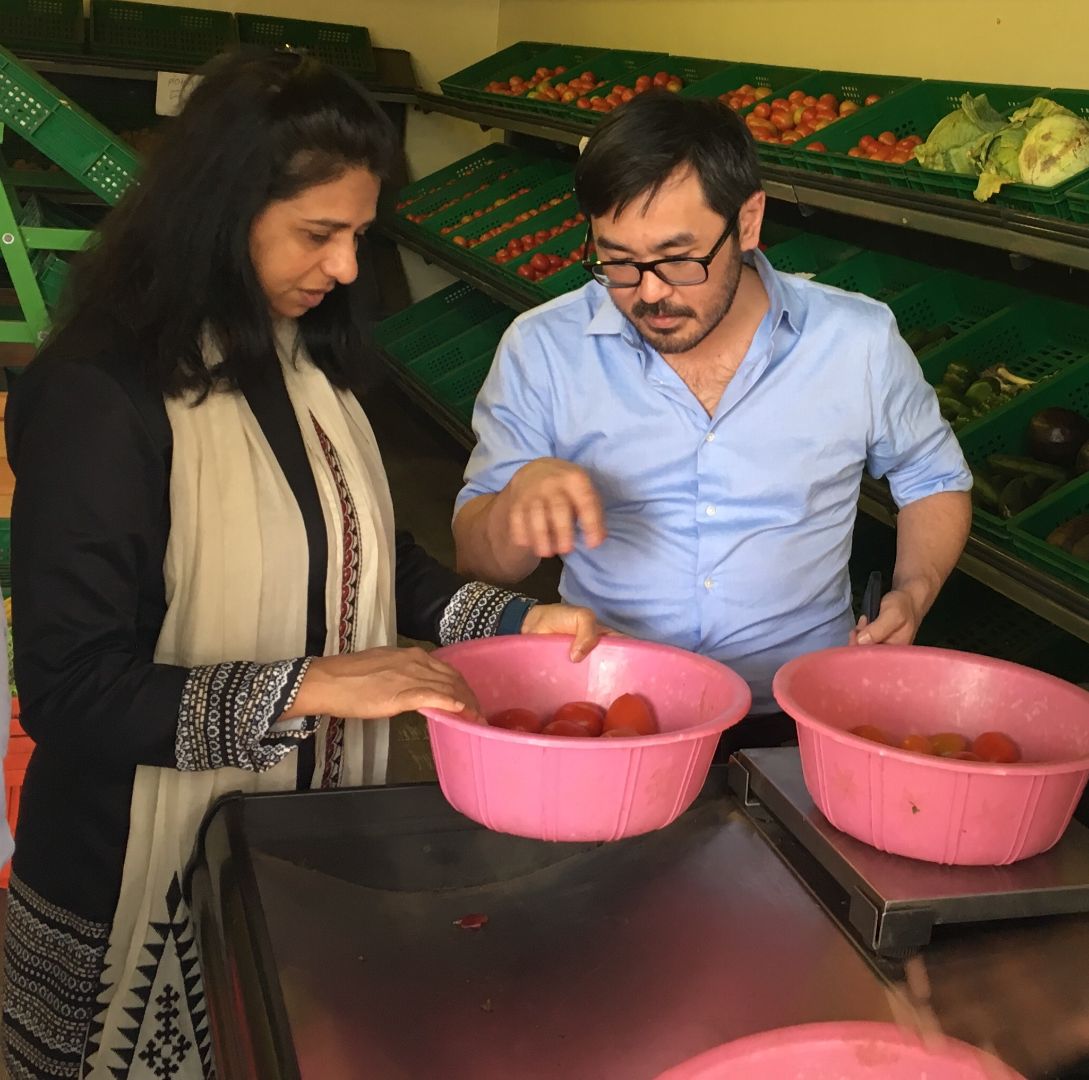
[176,657,315,772]
[438,582,538,645]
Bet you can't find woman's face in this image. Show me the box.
[250,166,380,319]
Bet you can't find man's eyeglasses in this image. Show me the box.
[581,216,737,289]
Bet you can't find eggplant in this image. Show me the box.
[1027,408,1089,467]
[1077,439,1089,476]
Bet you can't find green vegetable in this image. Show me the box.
[904,323,953,355]
[964,380,996,407]
[999,475,1050,518]
[970,469,1001,511]
[985,453,1071,483]
[939,397,965,421]
[915,93,1006,175]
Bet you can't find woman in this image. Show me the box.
[1,50,602,1079]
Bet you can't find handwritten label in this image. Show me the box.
[155,71,201,117]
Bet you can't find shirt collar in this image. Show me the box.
[583,246,801,345]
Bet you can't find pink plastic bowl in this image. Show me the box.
[419,635,752,842]
[773,645,1089,865]
[656,1022,1025,1079]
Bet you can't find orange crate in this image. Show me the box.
[2,702,31,889]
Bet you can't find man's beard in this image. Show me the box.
[629,250,744,355]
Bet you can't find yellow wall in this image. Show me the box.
[496,0,1089,90]
[134,0,504,296]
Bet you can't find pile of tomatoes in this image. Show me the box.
[484,65,569,98]
[849,725,1023,763]
[846,131,923,164]
[455,195,575,250]
[437,184,532,237]
[514,249,584,283]
[743,89,882,147]
[400,173,517,225]
[489,693,659,738]
[575,71,686,113]
[719,83,774,111]
[492,216,586,264]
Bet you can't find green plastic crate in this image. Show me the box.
[523,48,669,123]
[0,45,139,204]
[746,69,920,167]
[1067,175,1089,224]
[889,271,1024,353]
[451,393,477,425]
[989,88,1089,219]
[89,0,239,67]
[678,61,814,104]
[500,224,590,299]
[956,360,1089,538]
[439,41,605,108]
[401,311,513,385]
[236,14,375,79]
[763,233,862,276]
[579,54,732,114]
[758,220,800,248]
[1009,473,1089,593]
[394,144,523,210]
[35,251,68,309]
[441,172,575,249]
[374,282,504,349]
[428,351,498,410]
[469,195,583,269]
[813,251,931,303]
[919,297,1089,439]
[399,156,555,228]
[791,79,1044,193]
[1,0,85,55]
[377,291,509,361]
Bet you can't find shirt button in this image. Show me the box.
[705,432,716,443]
[706,505,717,517]
[704,578,714,590]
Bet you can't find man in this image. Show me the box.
[453,92,972,742]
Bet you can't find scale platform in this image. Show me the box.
[728,747,1089,956]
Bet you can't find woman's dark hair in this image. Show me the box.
[575,92,761,222]
[51,48,398,397]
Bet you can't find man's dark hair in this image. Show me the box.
[574,91,762,222]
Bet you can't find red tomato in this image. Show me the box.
[653,71,671,87]
[802,94,818,107]
[890,150,912,164]
[752,102,772,119]
[534,229,551,243]
[488,708,544,733]
[635,74,652,92]
[805,142,828,152]
[788,90,806,104]
[529,252,550,273]
[666,78,684,93]
[865,93,882,106]
[878,130,898,146]
[494,249,510,264]
[601,727,639,738]
[818,92,839,108]
[552,701,606,736]
[576,97,592,110]
[847,147,864,158]
[929,732,969,756]
[541,718,593,738]
[972,731,1022,763]
[849,724,889,744]
[899,734,934,755]
[859,134,878,151]
[451,235,467,247]
[516,264,536,281]
[603,693,658,736]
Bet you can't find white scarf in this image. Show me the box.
[87,327,395,1078]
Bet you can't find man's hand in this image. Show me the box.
[850,588,921,646]
[499,458,607,558]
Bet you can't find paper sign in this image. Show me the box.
[155,71,201,117]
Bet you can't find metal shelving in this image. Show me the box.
[412,93,1089,272]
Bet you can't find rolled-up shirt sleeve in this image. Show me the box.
[865,309,973,508]
[454,320,556,518]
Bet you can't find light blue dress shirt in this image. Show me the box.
[456,251,972,712]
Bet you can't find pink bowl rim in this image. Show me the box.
[656,1020,1024,1078]
[421,634,752,749]
[773,644,1089,775]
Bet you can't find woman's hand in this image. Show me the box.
[284,646,481,722]
[520,602,614,662]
